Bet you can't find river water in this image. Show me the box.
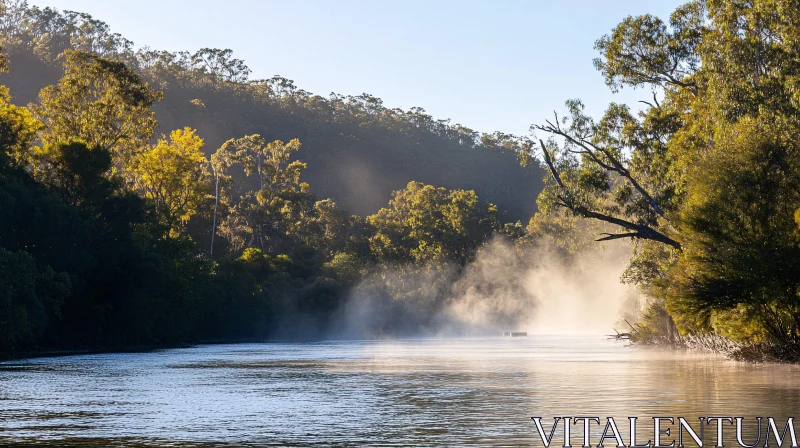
[1,336,799,447]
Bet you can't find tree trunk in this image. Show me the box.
[210,175,219,258]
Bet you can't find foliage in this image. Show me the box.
[368,181,502,265]
[665,115,800,348]
[28,140,118,209]
[0,248,69,352]
[130,127,209,234]
[216,136,311,253]
[0,84,41,166]
[534,0,800,358]
[29,49,161,167]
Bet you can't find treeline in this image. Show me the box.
[535,0,800,360]
[0,35,532,354]
[0,0,541,222]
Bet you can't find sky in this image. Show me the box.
[38,0,684,136]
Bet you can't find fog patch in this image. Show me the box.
[330,237,639,338]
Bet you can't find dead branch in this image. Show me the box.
[539,140,681,250]
[535,115,667,219]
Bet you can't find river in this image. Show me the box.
[1,336,799,446]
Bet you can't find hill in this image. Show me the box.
[0,2,542,219]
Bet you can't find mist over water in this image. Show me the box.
[332,238,638,339]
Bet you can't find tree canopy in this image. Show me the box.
[534,0,800,357]
[30,50,161,167]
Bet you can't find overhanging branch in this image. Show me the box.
[539,140,681,250]
[535,119,667,219]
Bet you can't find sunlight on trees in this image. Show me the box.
[130,127,209,234]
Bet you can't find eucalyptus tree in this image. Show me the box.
[209,140,236,257]
[229,135,304,196]
[368,181,502,266]
[30,50,161,169]
[0,85,40,167]
[190,48,251,87]
[218,135,307,253]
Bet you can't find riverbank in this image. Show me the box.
[0,338,291,362]
[0,344,193,362]
[636,333,800,363]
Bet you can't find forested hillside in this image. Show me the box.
[0,0,548,356]
[0,1,541,220]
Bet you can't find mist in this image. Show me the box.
[329,237,641,339]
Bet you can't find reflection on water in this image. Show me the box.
[1,336,799,447]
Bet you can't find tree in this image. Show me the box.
[228,135,304,196]
[534,99,682,250]
[534,2,706,254]
[190,48,251,87]
[29,50,161,168]
[0,40,42,168]
[0,84,41,167]
[593,4,703,94]
[29,140,118,210]
[219,136,307,252]
[0,248,70,353]
[666,117,800,344]
[130,127,209,235]
[534,0,800,356]
[209,142,236,258]
[368,181,501,265]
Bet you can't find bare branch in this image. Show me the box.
[538,140,681,250]
[579,207,680,249]
[535,122,667,219]
[596,232,640,241]
[539,139,565,189]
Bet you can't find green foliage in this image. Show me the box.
[323,252,364,284]
[217,136,312,254]
[629,298,682,345]
[0,248,69,352]
[29,50,161,166]
[665,116,800,345]
[0,84,41,167]
[593,4,702,93]
[368,181,502,265]
[28,140,116,208]
[130,127,209,234]
[536,0,800,357]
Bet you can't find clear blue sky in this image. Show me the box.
[40,0,683,136]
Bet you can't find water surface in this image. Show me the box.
[1,336,798,446]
